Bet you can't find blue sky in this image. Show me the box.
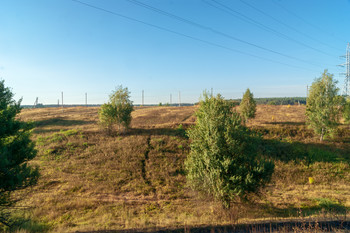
[1,0,349,105]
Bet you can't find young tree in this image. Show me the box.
[0,80,39,226]
[98,103,117,134]
[240,88,256,124]
[306,70,343,141]
[98,85,134,134]
[185,92,274,208]
[343,98,350,126]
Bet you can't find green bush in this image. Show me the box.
[99,103,118,134]
[343,97,350,123]
[185,92,274,208]
[240,88,256,123]
[98,85,134,134]
[306,70,343,141]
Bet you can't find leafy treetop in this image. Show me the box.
[306,70,343,141]
[185,92,274,208]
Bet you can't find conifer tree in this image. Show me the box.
[0,80,39,226]
[240,88,256,124]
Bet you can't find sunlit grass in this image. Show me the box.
[8,105,350,232]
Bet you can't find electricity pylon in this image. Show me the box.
[339,43,350,96]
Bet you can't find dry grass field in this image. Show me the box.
[8,105,350,232]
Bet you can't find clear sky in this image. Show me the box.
[1,0,350,105]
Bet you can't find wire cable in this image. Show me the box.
[124,0,327,67]
[204,0,335,57]
[271,0,345,43]
[239,0,342,52]
[71,0,319,71]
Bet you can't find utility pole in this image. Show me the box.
[338,42,350,97]
[211,87,213,97]
[57,99,59,107]
[61,92,64,111]
[85,93,87,106]
[178,91,181,107]
[141,90,145,106]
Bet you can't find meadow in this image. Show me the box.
[11,105,350,232]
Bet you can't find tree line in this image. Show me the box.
[230,97,307,105]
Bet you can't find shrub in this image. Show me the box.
[98,85,134,134]
[343,97,350,123]
[99,103,117,134]
[240,88,256,123]
[185,92,274,208]
[306,70,343,141]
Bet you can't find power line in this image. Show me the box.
[124,0,327,67]
[126,0,333,68]
[71,0,317,71]
[204,0,334,58]
[239,0,342,52]
[271,0,345,43]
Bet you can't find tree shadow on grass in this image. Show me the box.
[33,118,96,134]
[1,215,50,232]
[257,200,348,219]
[265,121,306,126]
[13,220,50,232]
[259,139,350,164]
[126,127,188,138]
[35,117,95,127]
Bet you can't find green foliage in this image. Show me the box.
[306,70,343,141]
[0,80,39,227]
[343,97,350,123]
[267,100,277,105]
[257,97,306,105]
[226,100,240,108]
[230,97,307,105]
[240,88,256,123]
[185,92,274,208]
[98,85,134,134]
[99,103,117,134]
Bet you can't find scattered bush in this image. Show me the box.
[343,97,350,123]
[240,88,256,123]
[98,85,134,134]
[185,92,274,208]
[306,70,343,141]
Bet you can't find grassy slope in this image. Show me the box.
[11,105,350,232]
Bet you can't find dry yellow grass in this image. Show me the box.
[245,104,306,126]
[9,105,350,232]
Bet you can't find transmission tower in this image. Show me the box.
[33,97,38,108]
[339,43,350,96]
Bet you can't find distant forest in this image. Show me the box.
[229,97,307,106]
